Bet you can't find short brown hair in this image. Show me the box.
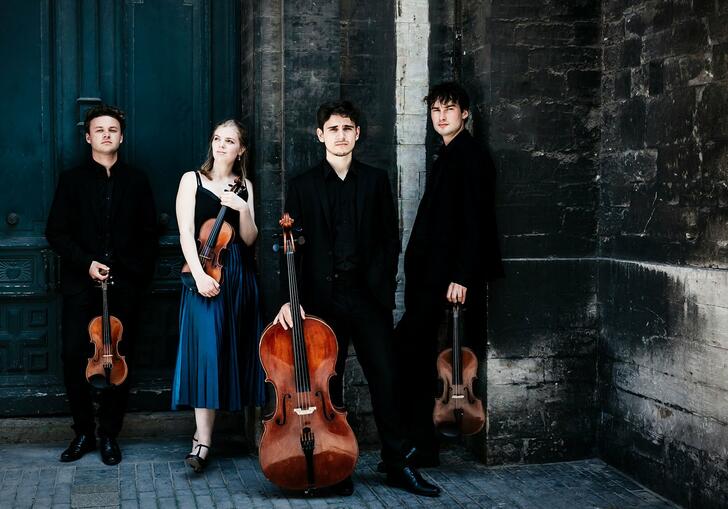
[424,82,471,113]
[84,104,126,134]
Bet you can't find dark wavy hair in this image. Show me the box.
[84,104,126,133]
[199,119,248,180]
[316,100,360,129]
[424,81,471,114]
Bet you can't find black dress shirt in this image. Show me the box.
[323,161,359,274]
[46,157,158,295]
[92,160,116,266]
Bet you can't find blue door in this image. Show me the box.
[0,0,241,415]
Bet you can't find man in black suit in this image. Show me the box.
[273,101,440,497]
[46,105,157,465]
[396,82,504,465]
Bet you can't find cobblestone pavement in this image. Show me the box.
[0,439,678,508]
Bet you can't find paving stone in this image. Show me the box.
[31,497,54,509]
[70,491,120,508]
[0,440,681,508]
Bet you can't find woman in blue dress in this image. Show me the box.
[172,119,265,472]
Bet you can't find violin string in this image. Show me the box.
[104,282,109,369]
[454,306,460,410]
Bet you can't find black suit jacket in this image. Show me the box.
[46,159,158,295]
[281,159,399,313]
[405,129,503,294]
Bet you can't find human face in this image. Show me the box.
[85,116,123,156]
[430,99,469,144]
[211,125,245,166]
[316,114,360,158]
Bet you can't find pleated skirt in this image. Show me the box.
[171,243,265,410]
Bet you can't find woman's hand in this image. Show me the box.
[220,189,249,213]
[195,273,220,298]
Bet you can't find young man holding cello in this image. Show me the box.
[395,82,504,465]
[46,105,158,465]
[273,100,441,497]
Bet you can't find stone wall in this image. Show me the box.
[458,0,602,464]
[599,2,728,507]
[239,3,728,505]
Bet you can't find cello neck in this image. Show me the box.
[286,238,311,393]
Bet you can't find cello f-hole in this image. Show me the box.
[275,393,291,426]
[314,390,335,421]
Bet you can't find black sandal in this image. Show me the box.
[185,443,210,473]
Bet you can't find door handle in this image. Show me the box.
[76,97,103,128]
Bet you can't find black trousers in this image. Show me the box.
[317,280,410,467]
[61,281,140,438]
[395,284,485,453]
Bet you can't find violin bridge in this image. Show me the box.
[293,406,316,416]
[452,395,465,399]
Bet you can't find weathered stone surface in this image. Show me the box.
[236,3,728,507]
[599,258,728,509]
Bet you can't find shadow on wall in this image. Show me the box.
[599,259,728,509]
[486,259,599,465]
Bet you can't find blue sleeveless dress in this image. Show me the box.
[171,172,266,410]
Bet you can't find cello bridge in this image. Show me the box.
[293,406,316,416]
[451,395,465,399]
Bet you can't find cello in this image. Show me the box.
[258,213,358,492]
[86,272,127,389]
[432,303,485,437]
[180,176,247,291]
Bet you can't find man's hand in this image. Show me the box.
[89,261,110,281]
[273,302,306,330]
[446,282,467,304]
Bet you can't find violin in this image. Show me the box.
[433,303,485,437]
[258,213,358,492]
[180,177,247,291]
[86,272,127,388]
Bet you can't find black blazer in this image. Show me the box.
[46,159,158,295]
[405,129,503,293]
[281,159,399,313]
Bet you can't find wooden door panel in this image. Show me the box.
[0,0,241,415]
[0,1,53,237]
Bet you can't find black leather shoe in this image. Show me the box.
[386,466,441,497]
[60,434,96,462]
[331,476,354,496]
[99,436,122,466]
[185,443,209,473]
